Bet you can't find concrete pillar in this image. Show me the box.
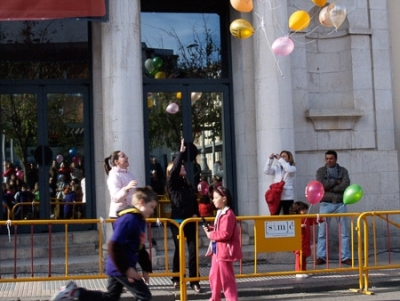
[100,0,145,233]
[253,0,295,215]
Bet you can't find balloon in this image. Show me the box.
[230,19,254,39]
[191,92,202,103]
[230,0,253,13]
[154,71,166,79]
[197,181,209,196]
[56,154,64,163]
[69,147,77,157]
[289,10,311,31]
[152,56,163,69]
[343,184,363,205]
[144,59,155,73]
[312,0,327,7]
[271,37,295,56]
[16,170,24,180]
[319,6,333,27]
[72,155,81,164]
[176,92,182,99]
[328,1,347,30]
[166,102,179,114]
[305,180,325,204]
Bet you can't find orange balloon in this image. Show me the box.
[230,19,254,39]
[288,10,310,31]
[230,0,253,13]
[312,0,327,7]
[319,6,333,27]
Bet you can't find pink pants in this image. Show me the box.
[208,255,238,301]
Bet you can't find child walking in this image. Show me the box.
[290,201,319,278]
[51,187,159,301]
[202,186,242,301]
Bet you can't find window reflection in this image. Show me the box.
[141,13,222,79]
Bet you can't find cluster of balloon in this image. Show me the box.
[56,154,64,163]
[230,19,254,40]
[343,184,363,205]
[197,180,210,196]
[166,102,179,114]
[69,147,77,157]
[272,36,295,56]
[319,1,347,30]
[305,180,325,204]
[289,10,311,31]
[191,92,202,103]
[144,56,164,77]
[230,0,253,13]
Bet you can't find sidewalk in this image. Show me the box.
[1,265,400,301]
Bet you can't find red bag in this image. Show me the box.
[264,180,285,215]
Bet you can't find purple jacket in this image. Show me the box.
[205,207,243,261]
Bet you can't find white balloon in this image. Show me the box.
[166,103,179,114]
[191,92,202,103]
[328,1,347,30]
[319,6,333,27]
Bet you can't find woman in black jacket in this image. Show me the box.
[166,139,201,293]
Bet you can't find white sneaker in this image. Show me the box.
[295,274,309,278]
[51,281,78,301]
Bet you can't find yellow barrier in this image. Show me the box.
[1,211,398,300]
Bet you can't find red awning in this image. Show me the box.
[0,0,106,21]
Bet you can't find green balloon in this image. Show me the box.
[152,56,163,69]
[343,184,363,205]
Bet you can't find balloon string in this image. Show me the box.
[254,12,284,77]
[302,204,313,227]
[331,204,345,214]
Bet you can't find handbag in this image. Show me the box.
[265,173,286,215]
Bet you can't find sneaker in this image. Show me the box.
[315,258,326,265]
[295,274,309,278]
[51,281,78,301]
[173,281,179,289]
[191,283,201,293]
[342,258,352,265]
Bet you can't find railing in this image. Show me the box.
[0,212,398,299]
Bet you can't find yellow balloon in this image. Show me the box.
[288,10,310,31]
[230,0,253,13]
[230,19,254,40]
[176,92,182,99]
[147,97,153,108]
[154,71,166,79]
[312,0,327,7]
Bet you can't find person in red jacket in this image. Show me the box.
[203,186,242,301]
[290,201,321,278]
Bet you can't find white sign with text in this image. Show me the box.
[265,220,295,238]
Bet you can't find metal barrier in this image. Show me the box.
[354,211,400,294]
[1,212,398,300]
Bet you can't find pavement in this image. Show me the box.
[1,263,400,301]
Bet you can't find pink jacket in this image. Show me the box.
[205,207,243,262]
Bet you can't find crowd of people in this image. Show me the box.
[2,157,86,220]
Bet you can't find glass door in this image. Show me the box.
[0,85,91,221]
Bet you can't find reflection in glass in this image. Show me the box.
[141,13,222,79]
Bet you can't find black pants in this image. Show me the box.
[170,222,199,284]
[275,200,294,215]
[78,276,151,301]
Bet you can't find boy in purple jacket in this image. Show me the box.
[51,187,158,301]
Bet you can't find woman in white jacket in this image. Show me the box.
[103,151,137,219]
[263,150,296,215]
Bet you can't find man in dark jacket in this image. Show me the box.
[315,150,351,266]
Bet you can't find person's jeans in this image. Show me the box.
[78,276,152,301]
[317,202,351,261]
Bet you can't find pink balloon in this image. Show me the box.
[271,36,294,56]
[16,170,24,180]
[197,181,209,196]
[166,103,179,114]
[305,180,325,204]
[56,154,64,163]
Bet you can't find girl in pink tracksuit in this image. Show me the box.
[203,186,243,301]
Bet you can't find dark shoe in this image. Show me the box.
[315,258,326,265]
[342,258,352,265]
[173,281,179,289]
[191,283,201,293]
